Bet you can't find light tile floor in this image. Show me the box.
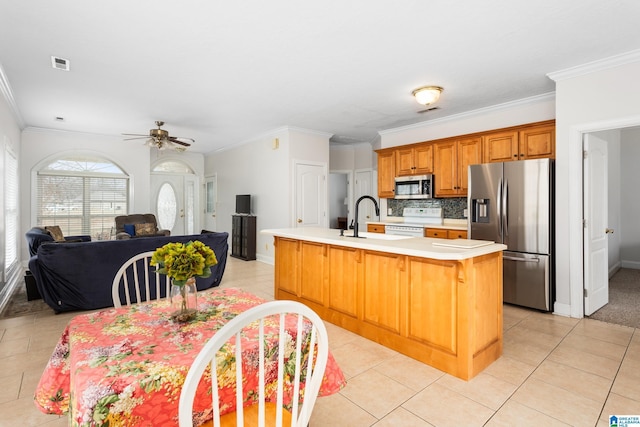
[2,257,640,426]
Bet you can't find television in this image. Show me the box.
[235,194,251,214]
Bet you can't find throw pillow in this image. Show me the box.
[45,225,65,242]
[135,222,156,236]
[123,224,136,236]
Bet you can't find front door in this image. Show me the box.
[583,133,609,315]
[294,162,327,227]
[151,174,197,236]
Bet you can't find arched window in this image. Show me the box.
[36,155,129,240]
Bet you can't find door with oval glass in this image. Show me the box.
[151,174,197,236]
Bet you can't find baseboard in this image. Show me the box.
[621,260,640,270]
[609,262,622,278]
[553,301,572,318]
[0,264,23,315]
[256,254,274,265]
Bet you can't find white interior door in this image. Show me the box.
[294,162,326,227]
[151,174,196,236]
[584,133,609,315]
[204,175,217,231]
[355,169,375,225]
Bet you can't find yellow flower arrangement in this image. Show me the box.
[150,240,217,286]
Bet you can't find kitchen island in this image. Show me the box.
[261,227,506,380]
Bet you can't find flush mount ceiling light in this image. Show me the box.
[412,86,443,106]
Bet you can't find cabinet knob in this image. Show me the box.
[297,219,302,223]
[513,154,518,157]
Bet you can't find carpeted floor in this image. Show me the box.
[589,268,640,328]
[0,281,53,319]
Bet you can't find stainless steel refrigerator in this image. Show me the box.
[468,158,554,311]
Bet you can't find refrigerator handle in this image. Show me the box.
[503,180,508,236]
[497,178,503,234]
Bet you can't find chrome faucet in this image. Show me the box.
[353,195,380,238]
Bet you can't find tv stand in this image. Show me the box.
[231,215,256,261]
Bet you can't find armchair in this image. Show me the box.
[114,213,171,240]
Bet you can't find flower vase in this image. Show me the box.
[170,277,198,322]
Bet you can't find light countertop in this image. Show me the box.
[261,227,505,261]
[367,218,468,231]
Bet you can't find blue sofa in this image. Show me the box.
[28,231,229,313]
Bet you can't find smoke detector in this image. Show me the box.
[51,56,70,71]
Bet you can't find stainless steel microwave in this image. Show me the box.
[394,174,433,199]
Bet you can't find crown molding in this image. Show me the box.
[0,63,25,128]
[378,92,555,136]
[547,49,640,82]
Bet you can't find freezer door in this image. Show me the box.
[468,162,503,243]
[503,159,551,254]
[503,251,550,311]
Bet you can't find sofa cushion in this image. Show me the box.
[135,223,156,236]
[123,223,136,236]
[45,226,65,242]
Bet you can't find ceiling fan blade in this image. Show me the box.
[123,136,150,141]
[167,137,193,147]
[417,106,440,114]
[122,133,149,137]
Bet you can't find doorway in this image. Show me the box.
[293,161,327,228]
[329,170,352,229]
[584,126,640,325]
[151,160,198,236]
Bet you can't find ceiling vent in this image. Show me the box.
[51,56,70,71]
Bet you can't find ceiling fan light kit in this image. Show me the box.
[412,86,443,106]
[123,120,194,152]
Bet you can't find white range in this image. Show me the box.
[385,207,444,237]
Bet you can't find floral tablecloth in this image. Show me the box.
[34,287,346,426]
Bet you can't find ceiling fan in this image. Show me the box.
[123,121,194,151]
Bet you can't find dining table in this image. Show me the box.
[34,287,346,427]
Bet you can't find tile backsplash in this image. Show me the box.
[387,197,467,219]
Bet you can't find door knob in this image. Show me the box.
[297,219,302,223]
[606,228,614,234]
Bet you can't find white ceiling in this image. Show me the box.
[1,1,639,153]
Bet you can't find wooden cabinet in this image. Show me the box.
[483,122,555,162]
[231,215,256,261]
[434,137,482,197]
[425,228,448,239]
[376,149,396,198]
[482,130,519,163]
[377,120,555,198]
[519,123,555,159]
[396,144,433,176]
[367,223,385,233]
[273,235,503,380]
[425,228,468,239]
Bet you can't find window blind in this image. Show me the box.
[4,146,18,270]
[37,171,129,240]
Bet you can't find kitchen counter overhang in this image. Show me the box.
[261,227,504,260]
[262,227,506,380]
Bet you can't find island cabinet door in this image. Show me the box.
[299,241,326,305]
[362,251,404,334]
[406,257,458,355]
[327,246,359,317]
[274,237,300,297]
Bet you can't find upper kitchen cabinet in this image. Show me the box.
[396,144,433,176]
[377,149,396,198]
[519,122,555,160]
[434,137,482,197]
[483,121,555,163]
[482,130,519,163]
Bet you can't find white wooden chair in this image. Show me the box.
[111,251,170,307]
[178,300,330,427]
